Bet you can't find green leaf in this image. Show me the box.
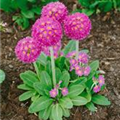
[60,71,70,87]
[59,97,73,109]
[86,102,97,112]
[27,0,36,3]
[16,0,28,11]
[40,71,52,87]
[0,69,5,84]
[68,84,85,98]
[46,60,52,76]
[62,108,70,118]
[51,104,63,120]
[89,60,99,73]
[82,9,95,16]
[32,6,41,15]
[55,68,62,83]
[78,0,90,7]
[62,40,76,56]
[22,17,29,29]
[22,10,34,19]
[38,105,51,120]
[31,94,40,102]
[80,49,89,53]
[92,95,111,106]
[56,57,66,70]
[20,70,38,87]
[19,91,34,101]
[29,96,53,113]
[17,84,33,90]
[37,52,47,66]
[104,1,113,12]
[72,96,88,106]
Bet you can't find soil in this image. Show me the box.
[0,2,120,120]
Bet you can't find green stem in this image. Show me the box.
[76,40,79,60]
[50,47,56,87]
[33,62,40,80]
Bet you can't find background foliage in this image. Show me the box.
[75,0,120,16]
[0,0,58,29]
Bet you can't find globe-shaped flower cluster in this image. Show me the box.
[64,13,91,40]
[41,2,68,23]
[15,37,41,63]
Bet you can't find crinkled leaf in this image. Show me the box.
[72,96,88,106]
[59,97,73,109]
[89,60,99,73]
[17,84,33,91]
[86,102,97,112]
[55,68,62,83]
[29,96,53,113]
[19,91,34,101]
[92,95,111,106]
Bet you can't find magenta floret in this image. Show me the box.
[64,13,91,40]
[41,2,68,23]
[32,17,62,47]
[15,37,41,63]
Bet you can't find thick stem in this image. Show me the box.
[76,40,79,60]
[50,47,56,87]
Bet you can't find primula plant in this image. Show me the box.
[15,2,111,120]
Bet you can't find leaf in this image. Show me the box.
[72,96,88,106]
[40,71,52,87]
[60,71,70,87]
[59,97,73,109]
[22,17,29,29]
[16,0,28,11]
[20,70,38,87]
[32,6,41,15]
[80,49,89,53]
[27,0,36,3]
[86,102,97,112]
[89,60,99,73]
[55,68,62,83]
[78,0,90,7]
[38,105,51,120]
[62,40,76,56]
[104,1,113,12]
[56,57,66,70]
[0,69,5,84]
[22,10,34,19]
[19,91,34,101]
[51,104,63,120]
[92,95,111,106]
[37,52,47,66]
[62,108,70,118]
[82,9,95,16]
[68,84,85,98]
[17,84,33,90]
[29,96,53,113]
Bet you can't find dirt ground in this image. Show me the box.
[0,2,120,120]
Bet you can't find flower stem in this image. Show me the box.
[76,40,79,60]
[50,47,56,87]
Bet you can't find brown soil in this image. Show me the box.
[0,3,120,120]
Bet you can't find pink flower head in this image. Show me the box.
[15,37,41,63]
[41,2,68,23]
[74,65,80,71]
[60,51,64,56]
[76,67,83,76]
[98,75,105,87]
[70,59,77,66]
[50,88,58,98]
[78,52,89,64]
[62,87,68,96]
[42,41,61,57]
[66,51,76,58]
[32,17,62,47]
[84,66,91,76]
[93,85,101,93]
[64,13,91,40]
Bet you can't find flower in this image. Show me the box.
[78,52,89,64]
[64,13,91,40]
[41,2,68,23]
[98,75,105,87]
[50,88,58,98]
[66,51,76,58]
[74,65,80,71]
[15,37,41,63]
[83,66,91,76]
[62,87,68,96]
[76,67,83,76]
[70,59,78,67]
[42,41,61,57]
[93,85,101,93]
[32,17,62,47]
